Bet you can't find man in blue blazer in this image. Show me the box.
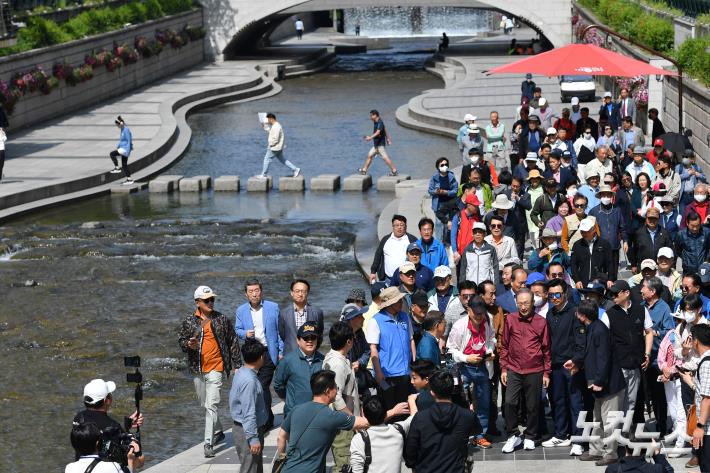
[236,278,283,428]
[278,279,324,355]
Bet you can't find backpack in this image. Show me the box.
[341,424,406,473]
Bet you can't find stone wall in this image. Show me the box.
[0,9,205,131]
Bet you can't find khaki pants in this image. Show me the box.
[331,429,354,472]
[589,389,624,459]
[194,370,224,445]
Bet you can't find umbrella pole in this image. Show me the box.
[581,24,683,133]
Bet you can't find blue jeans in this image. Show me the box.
[261,148,297,175]
[460,363,490,436]
[550,366,585,439]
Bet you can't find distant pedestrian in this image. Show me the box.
[648,108,666,141]
[109,116,134,185]
[229,339,268,473]
[260,113,300,178]
[438,32,449,51]
[178,285,242,458]
[359,110,397,176]
[295,18,304,39]
[0,127,6,183]
[354,23,361,36]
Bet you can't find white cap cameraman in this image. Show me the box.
[72,379,145,470]
[66,421,136,473]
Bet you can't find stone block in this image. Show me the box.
[149,179,174,193]
[193,175,212,189]
[376,174,411,192]
[279,175,305,192]
[214,175,240,191]
[247,175,273,192]
[110,182,148,194]
[179,177,202,192]
[342,174,373,192]
[395,180,419,198]
[310,174,340,192]
[153,174,184,182]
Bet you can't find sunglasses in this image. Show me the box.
[403,272,416,277]
[549,292,563,299]
[302,335,318,342]
[550,272,565,278]
[574,204,586,209]
[490,224,503,229]
[200,298,215,304]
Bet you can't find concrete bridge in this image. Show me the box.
[202,0,572,58]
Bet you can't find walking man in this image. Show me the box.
[236,278,283,429]
[230,339,268,473]
[178,286,242,458]
[278,279,324,355]
[294,18,304,39]
[359,110,398,176]
[260,113,300,178]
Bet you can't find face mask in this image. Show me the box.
[439,165,449,173]
[548,242,558,251]
[583,133,591,139]
[684,311,697,323]
[600,197,612,206]
[567,187,577,197]
[695,194,707,203]
[470,156,479,165]
[533,295,545,308]
[683,158,691,166]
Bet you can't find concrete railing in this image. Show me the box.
[0,9,205,131]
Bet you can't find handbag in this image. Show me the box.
[687,404,697,437]
[272,405,325,473]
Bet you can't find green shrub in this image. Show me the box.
[632,14,674,51]
[696,12,710,25]
[158,0,192,15]
[674,37,710,86]
[124,2,148,23]
[64,15,91,38]
[143,0,165,19]
[17,17,71,48]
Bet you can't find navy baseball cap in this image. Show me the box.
[341,305,368,322]
[406,242,422,253]
[370,281,388,300]
[297,322,319,339]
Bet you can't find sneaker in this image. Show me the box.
[542,437,571,448]
[502,435,521,453]
[110,167,122,174]
[388,170,399,176]
[523,439,535,450]
[204,443,215,458]
[569,444,584,456]
[579,453,602,461]
[121,179,134,186]
[293,168,301,177]
[475,437,492,449]
[214,431,225,445]
[358,168,367,175]
[666,452,683,458]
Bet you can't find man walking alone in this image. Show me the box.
[178,286,242,458]
[260,113,300,178]
[359,110,398,176]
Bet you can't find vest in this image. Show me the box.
[373,311,412,377]
[456,209,476,255]
[607,303,646,369]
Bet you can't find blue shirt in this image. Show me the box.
[369,310,413,377]
[436,287,454,313]
[578,184,600,213]
[416,332,441,365]
[229,367,268,445]
[645,298,675,368]
[417,237,449,272]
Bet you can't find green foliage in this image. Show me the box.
[143,0,165,19]
[17,17,71,48]
[632,14,674,51]
[697,12,710,25]
[674,37,710,86]
[641,0,683,16]
[158,0,192,15]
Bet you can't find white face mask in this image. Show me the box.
[548,242,558,251]
[682,158,691,166]
[470,156,479,165]
[567,187,577,197]
[600,197,612,206]
[583,133,591,139]
[439,165,449,173]
[533,295,545,308]
[684,311,697,323]
[695,194,707,203]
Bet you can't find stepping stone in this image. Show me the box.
[376,174,411,192]
[342,174,372,191]
[179,177,202,192]
[247,175,273,192]
[153,174,184,181]
[110,182,148,194]
[214,175,240,191]
[310,174,340,192]
[279,175,305,192]
[193,175,212,189]
[149,175,183,193]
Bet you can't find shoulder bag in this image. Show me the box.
[273,405,324,473]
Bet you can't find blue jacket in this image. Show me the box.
[645,299,675,368]
[674,294,710,319]
[542,167,576,192]
[428,171,458,211]
[117,127,133,157]
[390,262,435,292]
[589,204,628,250]
[416,332,441,365]
[417,237,448,272]
[674,227,710,274]
[659,209,680,235]
[497,289,517,314]
[235,300,283,365]
[273,349,324,418]
[528,248,570,273]
[676,163,707,197]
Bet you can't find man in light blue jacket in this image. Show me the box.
[236,278,283,429]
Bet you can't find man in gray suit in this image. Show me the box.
[617,88,636,125]
[278,279,324,355]
[617,116,645,153]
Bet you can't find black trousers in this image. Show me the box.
[0,149,4,179]
[700,436,710,473]
[505,371,543,440]
[645,366,668,434]
[489,359,501,431]
[110,150,130,178]
[378,375,411,422]
[257,355,276,426]
[609,249,620,282]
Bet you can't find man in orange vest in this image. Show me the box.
[451,193,482,275]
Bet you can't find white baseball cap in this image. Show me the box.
[603,91,612,98]
[464,113,476,122]
[434,265,452,278]
[83,379,116,405]
[539,97,547,106]
[472,222,487,232]
[525,152,539,161]
[640,259,658,271]
[657,247,674,259]
[578,217,595,232]
[571,97,580,105]
[546,127,557,135]
[194,285,217,300]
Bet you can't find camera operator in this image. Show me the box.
[66,422,136,473]
[73,379,144,470]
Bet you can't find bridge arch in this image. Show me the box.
[202,0,572,59]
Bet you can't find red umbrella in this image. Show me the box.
[487,43,677,77]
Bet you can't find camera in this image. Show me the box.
[100,424,137,465]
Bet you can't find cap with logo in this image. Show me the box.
[653,138,665,147]
[83,379,116,405]
[370,281,388,300]
[607,280,631,295]
[400,261,417,274]
[526,272,547,286]
[640,259,658,271]
[345,288,367,304]
[194,285,217,300]
[472,222,487,233]
[297,322,319,339]
[406,242,422,253]
[700,262,710,284]
[657,247,674,259]
[546,127,557,135]
[434,265,452,279]
[579,281,605,296]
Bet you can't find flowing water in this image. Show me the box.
[343,7,491,37]
[0,44,455,471]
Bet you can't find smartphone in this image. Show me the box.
[677,366,691,373]
[482,352,492,359]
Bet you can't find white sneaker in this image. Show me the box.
[122,179,134,186]
[570,444,584,456]
[502,435,521,453]
[542,437,571,448]
[523,439,535,450]
[110,167,122,174]
[293,167,301,177]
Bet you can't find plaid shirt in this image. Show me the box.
[694,349,710,434]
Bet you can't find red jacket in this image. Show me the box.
[500,311,551,376]
[681,200,709,228]
[455,209,479,256]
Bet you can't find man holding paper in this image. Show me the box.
[260,113,300,178]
